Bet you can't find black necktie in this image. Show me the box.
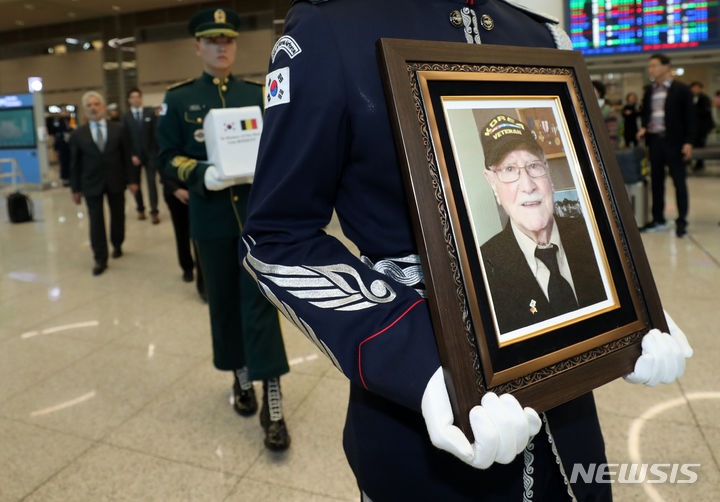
[534,245,578,315]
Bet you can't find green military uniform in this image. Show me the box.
[156,70,289,380]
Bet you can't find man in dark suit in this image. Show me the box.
[689,81,715,172]
[123,88,160,224]
[637,53,696,237]
[482,216,606,334]
[479,114,606,334]
[70,91,138,275]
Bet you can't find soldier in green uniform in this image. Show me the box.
[156,7,290,450]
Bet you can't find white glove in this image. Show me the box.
[421,367,541,469]
[204,165,240,191]
[624,310,693,386]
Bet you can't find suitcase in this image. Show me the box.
[615,147,645,184]
[625,181,648,228]
[6,191,33,223]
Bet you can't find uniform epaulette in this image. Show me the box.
[497,0,558,24]
[290,0,330,6]
[166,78,195,91]
[243,78,264,87]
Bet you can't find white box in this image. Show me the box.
[203,106,263,180]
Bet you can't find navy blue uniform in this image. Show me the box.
[243,1,610,500]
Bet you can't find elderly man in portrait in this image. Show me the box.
[479,114,606,334]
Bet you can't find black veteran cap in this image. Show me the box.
[480,114,544,169]
[188,8,240,38]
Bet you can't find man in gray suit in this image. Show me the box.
[70,91,138,275]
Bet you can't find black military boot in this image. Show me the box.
[260,378,290,451]
[233,367,258,416]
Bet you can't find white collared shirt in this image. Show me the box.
[131,107,143,120]
[511,218,578,302]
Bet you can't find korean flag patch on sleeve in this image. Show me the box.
[265,67,290,109]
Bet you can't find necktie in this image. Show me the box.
[95,123,105,152]
[534,244,578,315]
[135,110,141,123]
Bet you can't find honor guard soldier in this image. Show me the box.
[242,0,693,499]
[156,8,290,450]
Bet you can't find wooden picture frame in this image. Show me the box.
[377,39,667,436]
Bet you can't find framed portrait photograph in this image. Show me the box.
[377,39,667,435]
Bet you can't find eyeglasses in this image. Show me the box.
[490,160,548,183]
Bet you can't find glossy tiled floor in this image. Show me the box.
[1,165,719,501]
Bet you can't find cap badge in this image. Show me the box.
[214,9,226,24]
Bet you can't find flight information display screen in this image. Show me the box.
[0,107,36,149]
[569,0,720,55]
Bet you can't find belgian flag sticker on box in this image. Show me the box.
[203,106,263,179]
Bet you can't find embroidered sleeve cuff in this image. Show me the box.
[171,156,198,182]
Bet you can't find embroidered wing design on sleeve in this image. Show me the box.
[243,239,397,312]
[242,236,399,372]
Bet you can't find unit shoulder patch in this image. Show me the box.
[271,35,302,64]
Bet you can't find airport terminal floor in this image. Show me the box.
[1,165,720,501]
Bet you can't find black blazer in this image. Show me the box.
[122,108,157,163]
[694,92,715,138]
[69,121,136,197]
[640,80,696,146]
[480,216,606,334]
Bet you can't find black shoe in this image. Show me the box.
[112,248,122,259]
[676,223,687,238]
[263,418,290,451]
[260,379,290,451]
[233,380,258,416]
[640,221,667,233]
[92,262,107,276]
[182,270,193,282]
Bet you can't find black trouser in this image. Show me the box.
[134,161,159,215]
[163,187,193,273]
[195,236,288,377]
[57,145,71,180]
[647,133,688,226]
[624,132,638,148]
[84,190,125,264]
[693,133,708,170]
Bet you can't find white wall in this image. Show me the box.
[0,51,104,107]
[135,29,274,101]
[513,0,565,28]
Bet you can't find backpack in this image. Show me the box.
[7,191,33,223]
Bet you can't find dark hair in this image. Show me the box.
[649,53,670,65]
[626,92,637,101]
[592,80,607,99]
[690,81,703,88]
[127,87,142,99]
